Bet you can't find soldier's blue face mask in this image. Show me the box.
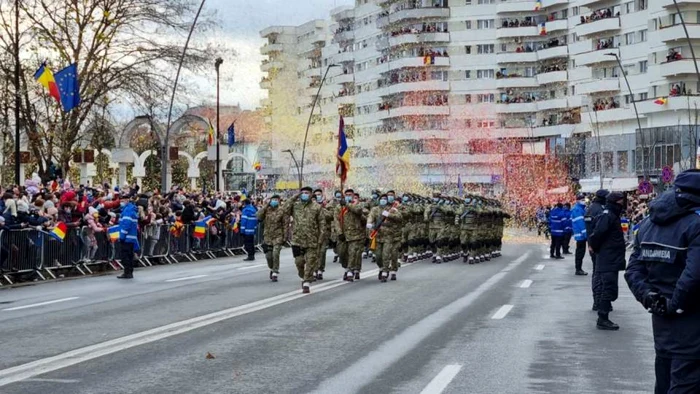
[402,196,409,203]
[465,198,472,204]
[315,195,323,203]
[432,197,439,203]
[270,200,279,207]
[387,195,395,203]
[345,195,353,203]
[372,194,378,200]
[379,199,388,206]
[335,193,341,199]
[300,193,310,202]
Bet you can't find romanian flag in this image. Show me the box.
[654,97,668,105]
[539,22,547,35]
[34,63,61,104]
[621,218,630,233]
[535,1,541,10]
[207,118,215,146]
[336,116,350,183]
[253,162,262,171]
[50,222,68,242]
[108,225,120,243]
[206,217,217,227]
[193,216,211,239]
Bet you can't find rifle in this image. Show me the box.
[369,201,400,250]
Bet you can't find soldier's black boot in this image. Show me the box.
[271,272,278,282]
[596,314,619,331]
[344,271,354,282]
[380,271,388,283]
[354,271,361,281]
[301,282,310,294]
[390,271,397,281]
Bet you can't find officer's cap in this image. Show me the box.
[675,170,700,196]
[344,188,354,194]
[595,189,610,199]
[432,191,441,197]
[576,194,585,200]
[386,190,395,195]
[379,194,388,199]
[300,186,313,193]
[313,188,323,194]
[606,191,625,203]
[271,194,280,200]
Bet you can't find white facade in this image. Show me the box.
[260,0,700,191]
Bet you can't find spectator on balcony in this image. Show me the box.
[666,49,682,63]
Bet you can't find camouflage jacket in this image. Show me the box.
[367,205,403,242]
[337,201,367,242]
[257,205,287,245]
[282,196,325,248]
[424,204,448,226]
[318,201,334,241]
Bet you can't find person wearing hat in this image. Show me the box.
[424,192,448,263]
[625,170,700,392]
[549,202,565,259]
[257,195,286,282]
[586,189,609,311]
[282,186,326,293]
[571,194,589,276]
[588,191,627,330]
[337,189,367,281]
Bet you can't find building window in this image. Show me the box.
[591,153,600,173]
[637,0,647,10]
[639,92,648,101]
[465,45,472,54]
[477,44,495,54]
[572,6,579,16]
[465,20,472,29]
[477,94,495,103]
[603,152,614,173]
[640,29,647,42]
[625,32,635,45]
[617,151,629,172]
[639,60,648,73]
[465,0,472,4]
[465,70,471,78]
[625,2,634,14]
[477,0,495,4]
[477,19,494,29]
[465,94,472,103]
[477,69,495,79]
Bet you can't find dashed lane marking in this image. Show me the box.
[491,304,514,320]
[2,297,80,312]
[419,364,463,394]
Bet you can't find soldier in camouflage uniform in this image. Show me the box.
[362,189,381,260]
[330,190,342,263]
[282,186,326,294]
[457,195,478,264]
[337,189,367,281]
[257,194,286,281]
[314,189,334,280]
[367,194,403,281]
[447,198,461,261]
[425,192,449,263]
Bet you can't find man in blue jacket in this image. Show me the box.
[571,194,589,276]
[562,202,573,255]
[625,170,700,392]
[549,203,565,259]
[117,195,140,279]
[240,199,258,261]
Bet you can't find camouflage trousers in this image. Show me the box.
[292,244,317,283]
[374,239,400,272]
[263,243,283,273]
[338,239,364,272]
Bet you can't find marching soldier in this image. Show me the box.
[337,189,367,281]
[425,192,449,263]
[282,186,326,294]
[330,190,342,263]
[367,194,403,282]
[458,195,478,264]
[314,189,333,280]
[257,195,286,282]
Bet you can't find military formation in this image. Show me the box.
[257,186,509,294]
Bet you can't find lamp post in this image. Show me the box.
[162,0,207,191]
[299,63,340,186]
[282,149,302,188]
[606,52,647,180]
[215,57,223,192]
[13,0,20,185]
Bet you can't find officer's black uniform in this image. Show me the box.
[588,191,627,330]
[585,189,609,310]
[625,170,700,394]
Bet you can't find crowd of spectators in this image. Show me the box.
[593,98,620,111]
[501,18,536,28]
[580,8,619,24]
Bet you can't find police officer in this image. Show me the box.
[549,203,565,259]
[586,189,609,310]
[588,191,627,330]
[562,202,573,255]
[625,170,700,393]
[571,194,589,276]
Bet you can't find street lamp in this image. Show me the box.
[606,52,648,180]
[299,63,340,186]
[215,57,223,192]
[282,149,302,188]
[13,0,19,185]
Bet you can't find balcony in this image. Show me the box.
[496,51,538,64]
[380,80,451,96]
[573,48,619,67]
[575,17,620,37]
[388,32,450,48]
[660,59,699,77]
[577,0,607,6]
[658,24,700,43]
[497,102,538,114]
[386,56,450,71]
[638,95,700,115]
[377,8,450,29]
[333,30,354,44]
[383,105,451,118]
[546,19,568,33]
[533,124,577,138]
[537,70,567,85]
[335,51,354,64]
[261,60,284,72]
[496,26,540,39]
[496,1,539,13]
[660,0,700,6]
[260,79,271,89]
[261,43,284,55]
[303,67,322,78]
[537,45,568,61]
[537,98,568,111]
[583,107,639,123]
[578,78,620,94]
[334,73,354,84]
[496,77,539,89]
[542,0,569,8]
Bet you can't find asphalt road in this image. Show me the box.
[0,237,655,394]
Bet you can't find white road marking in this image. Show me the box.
[165,275,208,283]
[520,279,533,288]
[501,252,531,272]
[22,378,80,383]
[0,263,411,387]
[238,264,267,270]
[491,304,514,320]
[535,264,545,271]
[310,257,527,394]
[419,364,463,394]
[2,297,79,312]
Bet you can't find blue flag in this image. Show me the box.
[54,63,81,112]
[458,174,463,197]
[227,122,235,148]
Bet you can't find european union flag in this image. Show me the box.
[54,63,81,113]
[227,122,235,148]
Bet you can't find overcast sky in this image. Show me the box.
[198,0,354,110]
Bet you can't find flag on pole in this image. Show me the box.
[336,116,350,183]
[34,63,61,104]
[108,225,120,243]
[654,97,668,105]
[207,119,215,146]
[539,22,547,35]
[227,122,235,148]
[458,174,463,197]
[535,1,542,10]
[49,222,68,242]
[193,215,211,239]
[54,63,81,112]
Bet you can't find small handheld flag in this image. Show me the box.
[193,215,211,239]
[539,22,547,35]
[207,119,215,146]
[654,97,668,105]
[50,222,68,242]
[108,225,120,243]
[227,122,235,148]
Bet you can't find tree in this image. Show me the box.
[0,0,217,178]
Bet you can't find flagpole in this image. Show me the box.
[215,57,223,192]
[13,0,20,185]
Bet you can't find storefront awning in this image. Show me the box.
[611,177,639,192]
[579,177,613,193]
[546,186,569,195]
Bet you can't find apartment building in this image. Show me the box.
[260,0,700,193]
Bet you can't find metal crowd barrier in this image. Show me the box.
[0,221,266,286]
